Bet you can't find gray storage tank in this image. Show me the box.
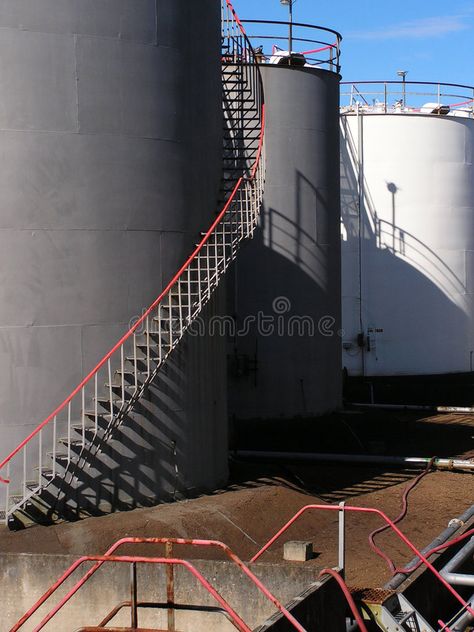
[0,0,227,514]
[229,22,343,419]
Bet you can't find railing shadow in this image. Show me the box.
[340,114,470,379]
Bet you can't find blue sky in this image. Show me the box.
[233,0,474,86]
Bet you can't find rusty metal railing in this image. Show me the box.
[12,537,305,632]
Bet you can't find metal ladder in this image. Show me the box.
[365,593,435,632]
[0,0,265,529]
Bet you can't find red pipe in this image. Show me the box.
[318,568,368,632]
[396,527,474,575]
[369,459,435,574]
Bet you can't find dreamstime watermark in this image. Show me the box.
[130,297,344,339]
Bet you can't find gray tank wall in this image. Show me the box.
[0,0,228,497]
[229,65,342,419]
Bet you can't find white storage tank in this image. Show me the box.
[341,81,474,388]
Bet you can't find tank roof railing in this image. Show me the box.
[341,80,474,118]
[241,19,342,74]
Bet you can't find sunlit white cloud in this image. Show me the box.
[349,15,470,40]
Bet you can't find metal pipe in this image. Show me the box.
[451,594,474,631]
[387,504,474,590]
[440,537,474,586]
[346,619,358,632]
[234,451,474,472]
[339,501,346,580]
[130,562,138,629]
[350,403,474,414]
[288,1,293,55]
[357,104,365,377]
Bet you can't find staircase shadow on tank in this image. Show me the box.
[229,203,341,419]
[340,117,470,391]
[12,335,220,527]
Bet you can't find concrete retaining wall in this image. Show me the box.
[1,553,345,631]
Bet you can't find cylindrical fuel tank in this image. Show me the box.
[341,111,474,377]
[229,64,342,419]
[0,0,227,505]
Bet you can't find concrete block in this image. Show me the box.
[283,541,313,562]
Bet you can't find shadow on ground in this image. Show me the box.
[227,410,474,502]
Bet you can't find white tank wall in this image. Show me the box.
[341,113,474,376]
[0,0,228,505]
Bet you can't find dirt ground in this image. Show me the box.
[0,410,473,588]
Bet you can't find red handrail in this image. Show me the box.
[318,569,368,632]
[249,504,474,621]
[449,98,474,108]
[21,555,251,632]
[396,527,474,575]
[225,0,247,35]
[0,175,242,484]
[13,535,304,632]
[0,0,265,486]
[300,44,335,55]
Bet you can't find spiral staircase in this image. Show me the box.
[0,0,265,530]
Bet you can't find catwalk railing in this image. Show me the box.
[0,0,265,526]
[241,19,342,73]
[341,81,474,116]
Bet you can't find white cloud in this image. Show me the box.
[349,15,469,40]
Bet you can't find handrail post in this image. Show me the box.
[166,541,176,632]
[5,462,10,524]
[338,501,346,579]
[384,82,387,113]
[130,561,138,629]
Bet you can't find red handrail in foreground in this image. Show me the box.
[250,504,474,621]
[318,569,368,632]
[22,555,251,632]
[13,535,304,632]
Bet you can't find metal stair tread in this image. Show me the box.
[104,382,142,391]
[46,451,69,460]
[94,396,126,405]
[115,369,148,376]
[58,435,86,446]
[71,422,97,433]
[24,480,44,490]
